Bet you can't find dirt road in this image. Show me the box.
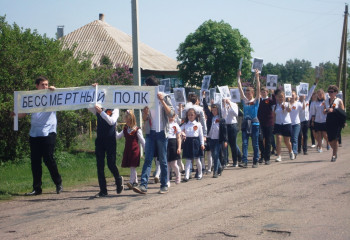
[1,141,350,240]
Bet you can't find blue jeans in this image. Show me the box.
[242,125,260,164]
[141,130,168,188]
[210,139,221,173]
[291,124,301,154]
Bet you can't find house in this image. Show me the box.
[60,14,182,87]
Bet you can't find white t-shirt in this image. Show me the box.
[274,103,291,125]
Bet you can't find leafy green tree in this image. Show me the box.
[176,20,253,88]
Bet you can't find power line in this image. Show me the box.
[246,0,342,15]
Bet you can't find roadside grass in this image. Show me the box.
[1,121,349,201]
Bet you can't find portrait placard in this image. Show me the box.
[160,78,171,93]
[230,88,240,103]
[251,57,263,73]
[173,88,186,104]
[298,82,309,96]
[201,75,211,90]
[266,74,278,90]
[218,86,231,99]
[284,84,292,98]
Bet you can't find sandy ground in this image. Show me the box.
[1,140,350,240]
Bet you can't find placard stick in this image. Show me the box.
[14,91,18,131]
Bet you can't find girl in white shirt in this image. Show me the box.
[181,108,205,181]
[289,90,304,158]
[310,89,328,153]
[273,91,294,161]
[167,115,182,185]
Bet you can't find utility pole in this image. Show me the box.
[131,0,142,126]
[337,4,348,109]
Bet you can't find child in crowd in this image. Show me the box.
[273,90,294,161]
[203,91,228,178]
[167,115,182,186]
[116,110,145,190]
[310,89,329,153]
[181,108,205,181]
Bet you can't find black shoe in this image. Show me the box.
[213,172,219,178]
[95,192,108,198]
[116,176,124,194]
[218,167,223,176]
[194,169,198,178]
[239,163,248,168]
[303,152,308,155]
[331,155,337,162]
[181,170,185,175]
[56,184,63,194]
[183,178,189,182]
[25,190,42,196]
[265,161,270,165]
[259,158,264,164]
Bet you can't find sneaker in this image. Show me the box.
[132,182,139,187]
[317,148,323,153]
[181,170,185,175]
[213,172,219,178]
[239,163,248,168]
[289,152,295,160]
[159,186,169,194]
[197,176,202,180]
[116,176,124,194]
[252,163,258,168]
[311,144,316,148]
[206,169,212,174]
[233,164,238,167]
[25,189,42,196]
[275,156,282,162]
[126,182,133,190]
[183,178,189,182]
[175,177,181,184]
[265,161,270,165]
[95,192,108,198]
[56,184,63,194]
[218,167,223,176]
[331,155,337,162]
[133,185,147,194]
[154,176,160,184]
[294,153,297,159]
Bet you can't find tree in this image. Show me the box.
[176,20,253,88]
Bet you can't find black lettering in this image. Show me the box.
[57,93,63,105]
[34,96,41,107]
[122,92,130,103]
[22,96,28,108]
[114,92,122,103]
[41,95,47,106]
[65,93,72,104]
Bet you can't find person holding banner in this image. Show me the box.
[13,76,63,196]
[89,84,124,198]
[133,76,174,195]
[237,69,261,168]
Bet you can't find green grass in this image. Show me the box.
[1,120,349,201]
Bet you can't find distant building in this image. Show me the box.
[60,14,182,87]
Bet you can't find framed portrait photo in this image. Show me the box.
[266,74,278,90]
[201,75,211,90]
[173,88,186,104]
[251,57,263,73]
[284,84,292,98]
[230,88,240,103]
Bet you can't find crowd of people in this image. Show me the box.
[15,73,346,197]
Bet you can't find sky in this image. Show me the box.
[1,0,349,67]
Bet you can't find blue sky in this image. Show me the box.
[1,0,348,67]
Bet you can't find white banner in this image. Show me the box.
[14,85,159,131]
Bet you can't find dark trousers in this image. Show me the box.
[258,125,273,161]
[30,133,62,192]
[95,137,120,194]
[298,121,309,153]
[226,124,239,165]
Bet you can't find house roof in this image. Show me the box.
[61,19,179,72]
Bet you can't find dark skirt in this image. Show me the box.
[273,124,292,137]
[182,137,203,159]
[167,138,181,162]
[326,112,342,142]
[314,122,327,132]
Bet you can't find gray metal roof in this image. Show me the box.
[61,20,179,71]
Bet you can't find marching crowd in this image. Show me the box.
[16,72,346,197]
